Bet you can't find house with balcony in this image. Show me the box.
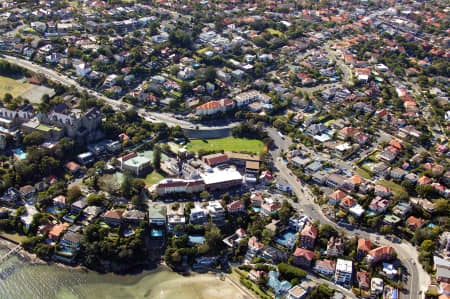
[299,223,318,250]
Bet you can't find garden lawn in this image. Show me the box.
[355,167,372,179]
[0,232,27,243]
[144,170,165,186]
[0,76,33,98]
[377,180,407,195]
[187,138,264,154]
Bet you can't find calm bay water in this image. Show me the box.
[0,248,246,299]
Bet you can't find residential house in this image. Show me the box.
[247,236,264,258]
[122,209,146,225]
[357,271,370,289]
[261,245,288,264]
[261,201,281,216]
[101,209,123,226]
[53,195,67,210]
[371,277,384,295]
[83,206,103,222]
[335,259,353,286]
[393,201,412,218]
[48,223,69,241]
[287,286,307,299]
[71,197,87,214]
[366,246,395,265]
[374,185,393,198]
[248,270,267,282]
[369,197,389,214]
[343,175,364,190]
[339,196,356,210]
[60,232,83,250]
[434,256,450,283]
[19,185,36,200]
[299,223,318,250]
[190,203,208,225]
[208,201,226,226]
[406,216,426,231]
[293,248,314,268]
[357,238,371,259]
[227,200,245,214]
[148,204,166,226]
[327,237,344,257]
[314,259,336,277]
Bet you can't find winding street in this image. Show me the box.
[267,128,429,298]
[1,54,238,130]
[2,54,430,297]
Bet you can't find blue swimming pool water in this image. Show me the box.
[252,207,261,213]
[275,230,298,249]
[188,235,205,244]
[13,148,26,160]
[151,230,163,237]
[47,206,60,214]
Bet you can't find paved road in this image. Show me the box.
[324,43,353,86]
[3,54,429,296]
[267,128,429,298]
[1,55,239,130]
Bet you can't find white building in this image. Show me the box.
[75,62,91,77]
[335,259,352,286]
[119,152,151,176]
[371,277,383,295]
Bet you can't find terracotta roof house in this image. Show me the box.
[329,190,346,205]
[65,161,81,173]
[314,259,336,276]
[357,238,371,259]
[418,176,432,185]
[227,200,245,214]
[299,222,318,250]
[406,216,426,231]
[49,223,69,241]
[344,175,364,190]
[339,196,356,210]
[367,246,395,264]
[293,248,315,268]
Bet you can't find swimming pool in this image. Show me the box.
[188,235,205,245]
[47,206,60,214]
[275,230,298,249]
[252,207,261,213]
[13,148,27,160]
[151,230,163,237]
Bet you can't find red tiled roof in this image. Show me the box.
[358,238,371,251]
[294,248,314,260]
[368,246,394,258]
[301,223,318,239]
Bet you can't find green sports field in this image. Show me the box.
[187,137,264,154]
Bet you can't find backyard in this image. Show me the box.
[187,138,264,154]
[377,179,407,196]
[0,75,33,98]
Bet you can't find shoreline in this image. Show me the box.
[0,239,257,299]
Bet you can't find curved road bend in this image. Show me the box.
[267,128,429,298]
[3,54,429,296]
